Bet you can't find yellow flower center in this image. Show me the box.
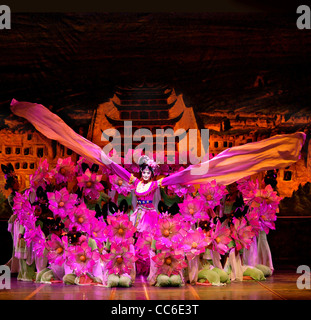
[118,179,123,186]
[86,181,93,188]
[56,247,63,254]
[192,242,198,249]
[206,194,213,201]
[215,237,221,244]
[116,257,123,264]
[189,208,194,215]
[118,228,125,236]
[162,229,170,237]
[59,201,65,207]
[165,258,172,265]
[79,255,86,262]
[78,217,84,224]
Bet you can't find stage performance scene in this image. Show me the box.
[1,7,311,302]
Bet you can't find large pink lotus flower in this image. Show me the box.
[45,233,68,266]
[135,231,153,260]
[167,184,195,198]
[105,213,136,244]
[12,192,27,212]
[51,157,76,184]
[14,198,36,226]
[29,159,50,191]
[198,180,228,209]
[24,225,46,257]
[109,174,133,197]
[77,168,104,199]
[182,228,209,260]
[245,208,262,236]
[86,216,108,243]
[254,202,277,234]
[205,220,232,255]
[23,224,40,246]
[178,195,207,224]
[101,242,137,275]
[152,248,187,277]
[230,217,255,251]
[66,240,100,276]
[250,184,282,211]
[154,213,187,250]
[236,177,258,201]
[68,202,95,232]
[13,192,37,229]
[47,187,78,219]
[22,209,38,231]
[109,174,134,196]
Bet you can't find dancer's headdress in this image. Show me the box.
[138,155,159,173]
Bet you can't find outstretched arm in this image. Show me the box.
[162,131,306,186]
[10,99,132,183]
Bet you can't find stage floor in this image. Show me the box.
[1,268,311,300]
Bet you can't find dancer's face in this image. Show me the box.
[142,168,152,182]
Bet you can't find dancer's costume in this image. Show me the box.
[10,99,306,283]
[130,179,161,234]
[7,192,20,273]
[8,191,36,281]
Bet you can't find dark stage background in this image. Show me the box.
[1,11,311,125]
[0,6,311,268]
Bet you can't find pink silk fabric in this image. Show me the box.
[10,99,131,182]
[162,130,306,186]
[10,99,306,186]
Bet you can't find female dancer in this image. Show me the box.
[129,156,162,234]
